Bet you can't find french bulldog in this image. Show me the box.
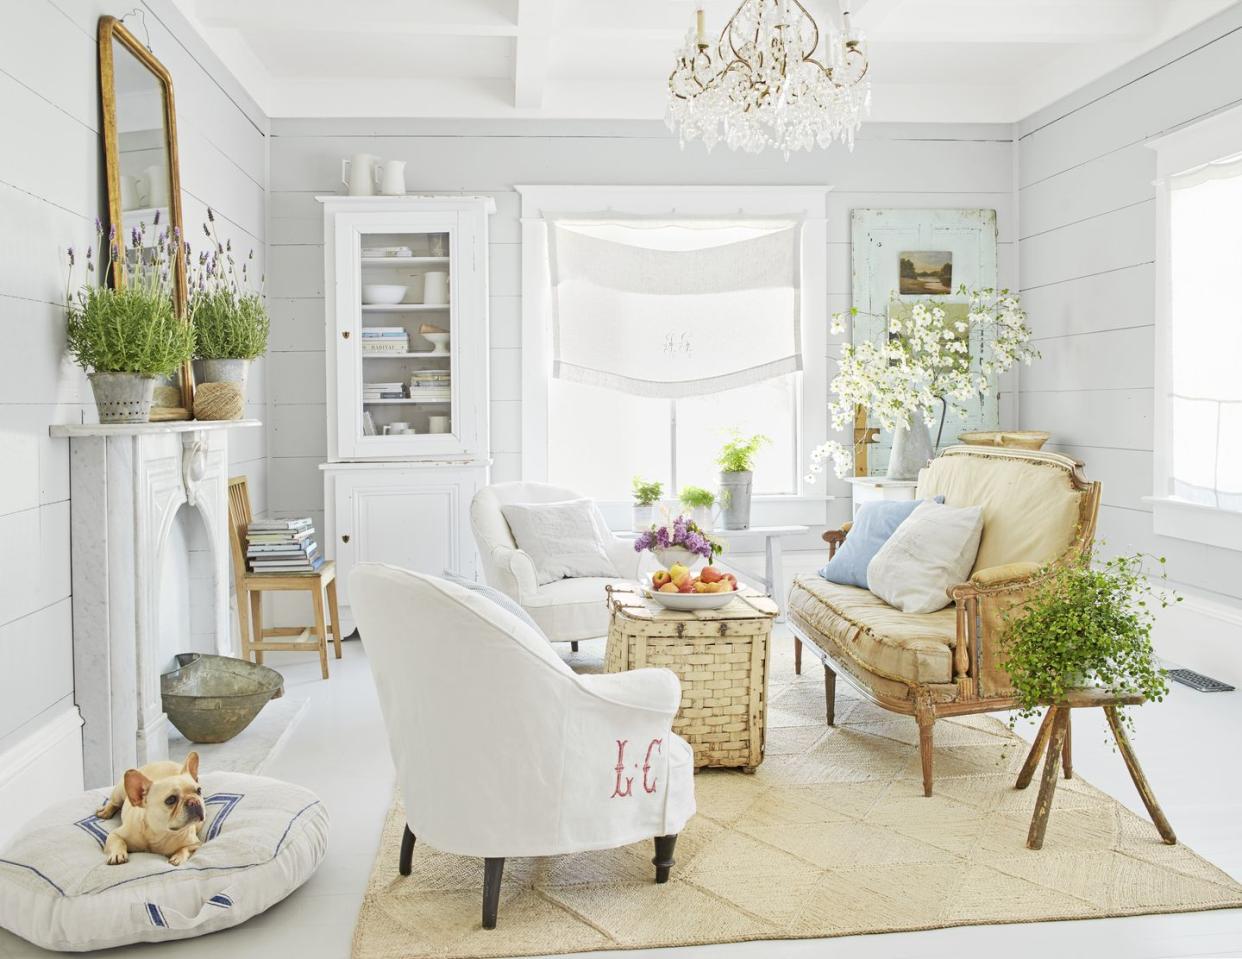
[95,752,206,866]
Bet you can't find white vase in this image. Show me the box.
[632,504,655,531]
[689,506,713,530]
[887,417,934,481]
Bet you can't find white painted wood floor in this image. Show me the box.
[3,630,1241,959]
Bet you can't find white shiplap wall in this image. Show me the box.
[265,119,1017,540]
[1016,5,1242,613]
[0,0,268,837]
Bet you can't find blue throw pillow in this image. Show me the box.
[818,497,942,590]
[441,570,550,640]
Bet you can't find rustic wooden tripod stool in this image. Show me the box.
[227,476,341,680]
[1016,689,1177,850]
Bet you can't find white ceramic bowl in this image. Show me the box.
[645,586,739,611]
[422,332,450,353]
[362,284,408,305]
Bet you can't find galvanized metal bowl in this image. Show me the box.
[161,654,284,744]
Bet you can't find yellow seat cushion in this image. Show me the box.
[788,575,957,684]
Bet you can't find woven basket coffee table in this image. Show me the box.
[605,583,777,772]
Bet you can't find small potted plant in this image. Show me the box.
[716,431,769,530]
[678,485,716,530]
[190,210,269,403]
[633,515,722,569]
[631,476,664,531]
[1002,550,1173,735]
[65,220,194,424]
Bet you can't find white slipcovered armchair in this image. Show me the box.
[470,482,642,646]
[349,564,696,929]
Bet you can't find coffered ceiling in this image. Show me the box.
[172,0,1234,122]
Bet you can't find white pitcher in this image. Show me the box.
[342,153,380,196]
[379,159,407,196]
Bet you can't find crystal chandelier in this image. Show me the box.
[666,0,871,156]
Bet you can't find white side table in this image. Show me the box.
[844,476,919,519]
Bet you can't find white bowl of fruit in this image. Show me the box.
[644,563,740,610]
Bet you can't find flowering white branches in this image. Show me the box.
[806,286,1038,485]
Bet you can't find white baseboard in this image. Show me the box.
[1153,589,1242,684]
[0,705,84,847]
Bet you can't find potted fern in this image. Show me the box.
[717,431,769,530]
[190,210,269,399]
[631,476,663,531]
[678,485,716,530]
[65,221,194,424]
[1002,550,1173,735]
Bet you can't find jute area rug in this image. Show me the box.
[352,637,1242,959]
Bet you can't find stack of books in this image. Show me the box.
[246,518,323,573]
[363,381,406,402]
[409,370,451,402]
[361,327,410,355]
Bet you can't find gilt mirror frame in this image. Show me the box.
[98,15,194,419]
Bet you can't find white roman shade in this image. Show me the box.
[548,217,802,398]
[1168,153,1242,511]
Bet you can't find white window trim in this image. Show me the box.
[1145,102,1242,553]
[516,185,832,530]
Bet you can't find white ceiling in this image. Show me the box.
[174,0,1235,123]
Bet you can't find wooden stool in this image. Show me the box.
[227,477,341,680]
[1015,689,1176,850]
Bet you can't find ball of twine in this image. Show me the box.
[193,382,245,421]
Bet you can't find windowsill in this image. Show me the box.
[1144,495,1242,553]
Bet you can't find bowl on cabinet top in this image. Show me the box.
[362,284,408,305]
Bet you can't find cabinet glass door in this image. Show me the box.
[345,218,460,457]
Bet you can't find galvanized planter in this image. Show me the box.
[160,653,283,743]
[196,357,250,392]
[89,372,156,423]
[719,469,753,529]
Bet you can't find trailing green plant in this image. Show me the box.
[678,485,716,509]
[631,476,664,506]
[64,215,194,376]
[716,430,770,473]
[1001,548,1175,737]
[189,209,269,360]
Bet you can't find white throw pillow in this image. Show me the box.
[867,500,984,614]
[500,499,619,585]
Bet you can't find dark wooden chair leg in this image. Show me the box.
[653,834,678,884]
[917,715,934,797]
[1104,705,1177,845]
[482,857,505,929]
[398,825,416,876]
[1016,706,1057,790]
[570,641,579,652]
[1062,710,1073,779]
[1027,708,1069,850]
[794,637,802,675]
[824,663,836,726]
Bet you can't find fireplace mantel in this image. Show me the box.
[53,419,261,787]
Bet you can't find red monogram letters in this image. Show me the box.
[611,738,663,798]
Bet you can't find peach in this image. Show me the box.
[658,582,679,593]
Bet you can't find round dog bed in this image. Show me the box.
[0,771,329,952]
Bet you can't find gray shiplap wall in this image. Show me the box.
[0,0,268,828]
[265,119,1018,538]
[1016,5,1242,603]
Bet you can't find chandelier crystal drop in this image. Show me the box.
[666,0,871,156]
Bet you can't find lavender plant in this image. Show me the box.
[189,209,269,361]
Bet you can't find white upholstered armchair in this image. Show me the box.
[349,564,696,929]
[470,482,642,646]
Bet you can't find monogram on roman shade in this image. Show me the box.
[1169,152,1242,511]
[547,217,802,398]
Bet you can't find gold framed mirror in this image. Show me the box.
[98,15,194,420]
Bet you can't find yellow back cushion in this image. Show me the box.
[915,448,1084,573]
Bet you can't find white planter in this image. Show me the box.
[653,547,704,570]
[687,506,714,530]
[632,504,655,531]
[89,372,156,424]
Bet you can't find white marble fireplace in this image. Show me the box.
[51,420,260,788]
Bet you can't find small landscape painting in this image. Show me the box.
[899,250,953,295]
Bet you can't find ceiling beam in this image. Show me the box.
[513,0,555,110]
[862,1,1158,44]
[193,0,519,36]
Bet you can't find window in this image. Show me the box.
[518,186,830,527]
[1149,107,1242,551]
[545,217,801,500]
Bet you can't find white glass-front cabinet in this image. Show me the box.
[321,196,494,462]
[319,196,494,615]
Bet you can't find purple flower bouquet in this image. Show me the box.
[633,515,722,563]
